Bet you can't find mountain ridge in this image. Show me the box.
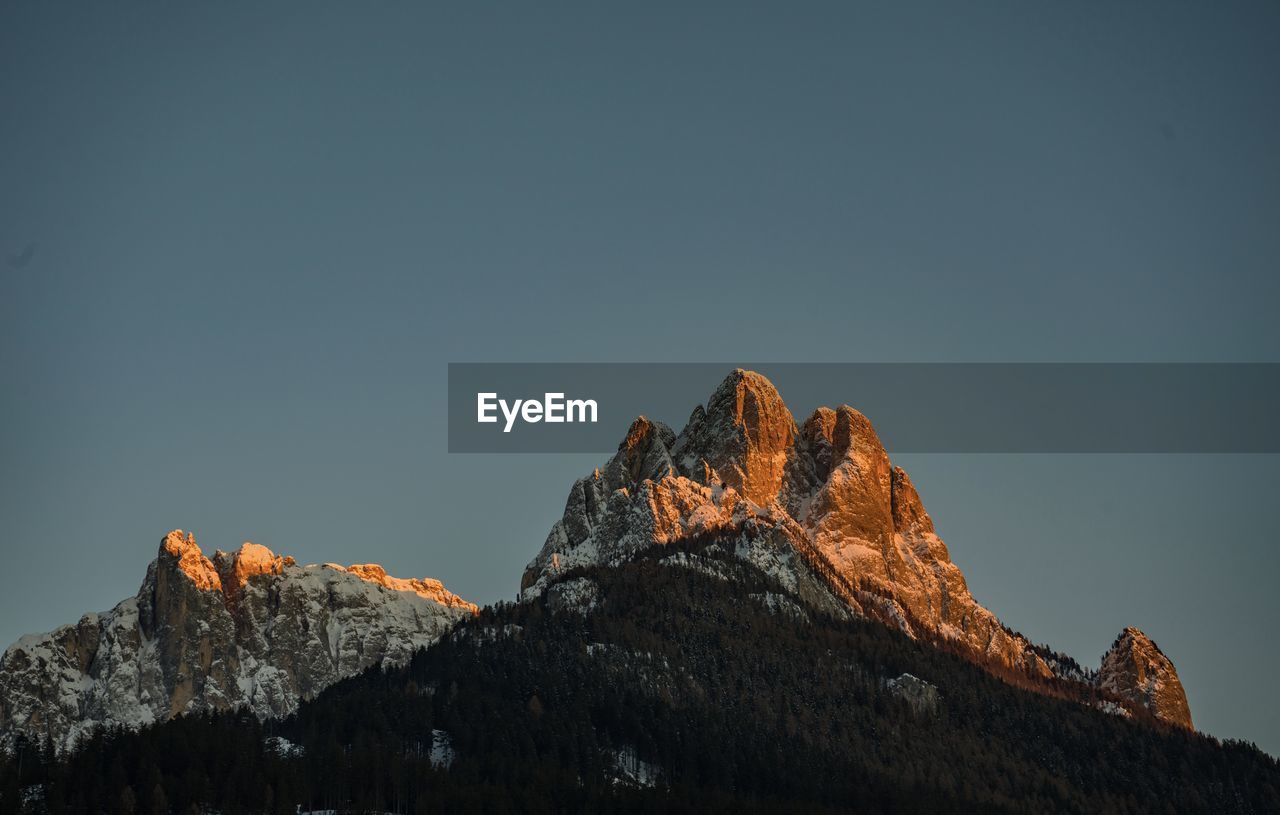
[0,531,474,751]
[521,368,1193,728]
[0,369,1194,755]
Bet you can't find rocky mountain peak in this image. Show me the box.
[799,407,839,481]
[800,405,882,473]
[672,369,799,507]
[802,404,897,547]
[160,529,221,591]
[613,416,678,485]
[1098,627,1193,729]
[521,369,1193,730]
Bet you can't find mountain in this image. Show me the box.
[522,369,1191,726]
[0,530,475,751]
[15,545,1277,814]
[2,369,1273,814]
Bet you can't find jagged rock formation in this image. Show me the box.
[0,531,475,751]
[1098,627,1193,729]
[522,369,1193,727]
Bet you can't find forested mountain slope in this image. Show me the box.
[6,539,1275,814]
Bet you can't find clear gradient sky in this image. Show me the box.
[2,3,1278,753]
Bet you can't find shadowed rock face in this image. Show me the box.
[522,369,1193,727]
[0,531,475,751]
[1098,628,1193,729]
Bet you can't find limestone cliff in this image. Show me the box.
[0,531,475,751]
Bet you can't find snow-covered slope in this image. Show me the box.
[0,531,475,751]
[521,369,1193,727]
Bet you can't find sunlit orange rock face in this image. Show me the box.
[689,370,799,507]
[340,564,479,612]
[0,531,474,751]
[214,541,291,592]
[522,369,1193,727]
[1099,628,1193,729]
[161,530,222,591]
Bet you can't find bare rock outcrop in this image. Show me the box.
[1098,627,1193,728]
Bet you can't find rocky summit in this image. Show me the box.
[1098,627,1194,729]
[522,369,1192,727]
[0,531,475,751]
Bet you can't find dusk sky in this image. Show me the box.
[2,3,1278,753]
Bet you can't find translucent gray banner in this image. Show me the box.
[447,363,1280,453]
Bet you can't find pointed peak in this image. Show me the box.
[832,405,884,455]
[1111,626,1148,647]
[158,530,221,591]
[620,415,675,453]
[680,369,796,506]
[724,367,769,384]
[800,405,890,493]
[609,415,677,486]
[801,405,883,455]
[802,406,837,432]
[1099,626,1192,729]
[1107,627,1169,659]
[709,369,787,414]
[834,403,876,431]
[161,529,198,557]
